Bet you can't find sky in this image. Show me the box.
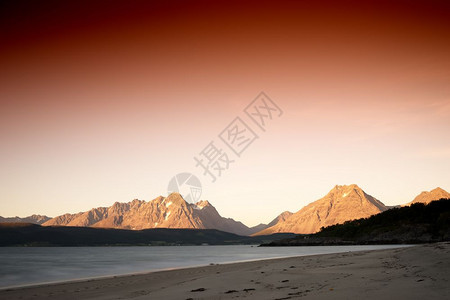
[1,0,449,226]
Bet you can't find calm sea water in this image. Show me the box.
[0,245,410,288]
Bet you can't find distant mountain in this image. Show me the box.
[405,187,450,206]
[255,184,387,235]
[267,211,293,227]
[262,198,450,246]
[12,186,447,237]
[246,211,293,236]
[0,214,51,225]
[43,193,263,236]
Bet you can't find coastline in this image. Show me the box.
[0,243,448,299]
[0,244,407,289]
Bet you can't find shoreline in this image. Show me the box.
[0,245,410,291]
[0,243,448,299]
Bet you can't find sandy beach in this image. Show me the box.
[0,243,448,300]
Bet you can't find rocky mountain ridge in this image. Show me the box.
[0,214,51,225]
[3,186,448,236]
[42,193,276,236]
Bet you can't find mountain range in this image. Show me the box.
[263,198,450,246]
[2,185,448,236]
[41,193,273,236]
[0,214,50,225]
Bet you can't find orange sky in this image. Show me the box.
[1,0,449,226]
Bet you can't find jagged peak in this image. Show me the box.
[280,211,293,216]
[415,187,449,198]
[130,199,144,206]
[332,183,361,190]
[164,192,188,206]
[329,184,364,197]
[408,187,450,206]
[431,187,447,193]
[195,200,211,209]
[322,184,386,211]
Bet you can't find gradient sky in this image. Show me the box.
[1,0,449,226]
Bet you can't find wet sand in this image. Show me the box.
[0,243,448,300]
